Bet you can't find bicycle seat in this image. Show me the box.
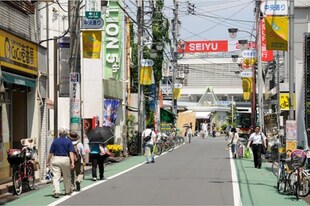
[21,138,36,147]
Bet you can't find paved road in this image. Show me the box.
[57,136,234,205]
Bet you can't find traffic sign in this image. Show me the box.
[81,17,104,29]
[85,0,101,19]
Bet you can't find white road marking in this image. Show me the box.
[229,148,243,206]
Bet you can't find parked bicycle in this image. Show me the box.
[273,150,292,194]
[7,138,38,195]
[287,149,310,199]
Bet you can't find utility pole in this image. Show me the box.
[256,0,264,130]
[137,0,144,155]
[289,0,295,120]
[171,0,179,116]
[68,0,81,131]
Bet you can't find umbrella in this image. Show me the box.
[87,126,115,144]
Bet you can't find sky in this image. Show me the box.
[124,0,258,52]
[163,0,257,52]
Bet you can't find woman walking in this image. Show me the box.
[227,127,239,159]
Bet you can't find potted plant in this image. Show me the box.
[106,144,122,157]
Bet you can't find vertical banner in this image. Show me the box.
[150,84,156,111]
[82,31,102,59]
[103,0,123,79]
[59,37,70,97]
[260,18,274,61]
[140,59,154,85]
[70,72,81,130]
[103,99,120,127]
[242,77,252,100]
[265,16,288,51]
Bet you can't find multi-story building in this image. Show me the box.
[0,1,47,182]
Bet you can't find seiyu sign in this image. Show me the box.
[70,73,81,124]
[260,0,288,16]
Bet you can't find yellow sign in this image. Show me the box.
[265,16,288,51]
[82,31,102,59]
[0,30,38,75]
[140,66,153,85]
[279,93,296,111]
[242,77,252,100]
[286,140,297,153]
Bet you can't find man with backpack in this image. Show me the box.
[142,124,157,164]
[68,131,85,191]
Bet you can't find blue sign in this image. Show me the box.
[260,0,288,16]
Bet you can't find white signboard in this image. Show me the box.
[240,70,253,78]
[85,0,101,19]
[242,50,257,58]
[260,0,288,16]
[81,17,104,29]
[70,72,81,129]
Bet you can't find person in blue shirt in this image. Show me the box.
[46,128,75,198]
[90,143,107,181]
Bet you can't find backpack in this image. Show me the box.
[73,144,82,162]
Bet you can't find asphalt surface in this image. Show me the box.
[4,135,310,206]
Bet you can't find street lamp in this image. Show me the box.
[231,55,239,63]
[228,28,260,131]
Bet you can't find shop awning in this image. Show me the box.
[160,108,177,123]
[2,71,36,88]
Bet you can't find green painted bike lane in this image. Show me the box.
[6,156,145,206]
[235,157,308,206]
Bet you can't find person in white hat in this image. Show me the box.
[68,131,85,191]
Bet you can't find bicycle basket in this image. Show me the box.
[7,149,23,165]
[290,149,307,168]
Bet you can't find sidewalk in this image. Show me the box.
[1,155,145,206]
[234,156,309,205]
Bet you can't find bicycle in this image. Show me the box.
[7,141,37,195]
[287,149,310,199]
[273,150,292,194]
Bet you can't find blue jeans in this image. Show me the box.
[145,144,154,162]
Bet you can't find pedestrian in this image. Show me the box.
[227,127,239,159]
[46,128,75,198]
[246,126,267,169]
[142,125,157,163]
[186,122,193,143]
[68,131,85,191]
[89,142,107,181]
[201,120,207,139]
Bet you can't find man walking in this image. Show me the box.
[46,128,75,198]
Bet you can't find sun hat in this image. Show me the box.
[68,131,80,145]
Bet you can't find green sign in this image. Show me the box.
[86,11,101,19]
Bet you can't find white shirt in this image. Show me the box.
[142,128,157,145]
[228,132,239,144]
[248,132,266,144]
[201,123,207,131]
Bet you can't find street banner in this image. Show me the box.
[242,77,252,101]
[260,18,274,61]
[265,16,288,51]
[82,31,101,59]
[178,40,228,53]
[140,66,153,85]
[173,88,181,99]
[103,99,120,127]
[264,113,277,136]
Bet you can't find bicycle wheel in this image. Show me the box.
[296,171,310,197]
[277,167,287,193]
[288,169,298,195]
[271,160,279,177]
[155,143,162,156]
[167,141,175,152]
[12,170,22,195]
[27,163,35,190]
